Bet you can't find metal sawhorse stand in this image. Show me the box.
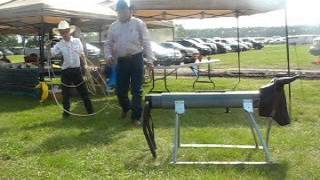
[172,99,273,165]
[143,76,298,165]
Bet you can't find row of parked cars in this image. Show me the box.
[151,37,264,66]
[1,42,102,61]
[2,37,264,66]
[0,47,14,56]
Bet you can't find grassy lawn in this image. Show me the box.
[0,77,319,179]
[7,55,24,63]
[212,44,319,70]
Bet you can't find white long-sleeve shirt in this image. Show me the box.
[51,37,84,70]
[73,26,88,56]
[104,17,155,62]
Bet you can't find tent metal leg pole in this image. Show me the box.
[39,23,45,81]
[284,3,292,116]
[236,13,241,84]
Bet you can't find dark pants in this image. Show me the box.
[61,67,93,114]
[116,53,144,120]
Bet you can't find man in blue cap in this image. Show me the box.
[104,0,155,125]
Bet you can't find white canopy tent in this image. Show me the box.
[0,0,119,80]
[130,0,286,20]
[0,0,174,34]
[0,0,117,34]
[0,0,173,70]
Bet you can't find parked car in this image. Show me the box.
[213,38,239,52]
[160,42,199,64]
[176,39,211,56]
[86,43,101,59]
[9,47,24,55]
[309,37,320,56]
[220,39,249,52]
[236,40,253,49]
[241,38,264,50]
[202,38,231,53]
[269,37,286,44]
[0,47,14,56]
[191,38,217,54]
[151,42,183,66]
[24,42,101,60]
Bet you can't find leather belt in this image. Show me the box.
[118,52,143,61]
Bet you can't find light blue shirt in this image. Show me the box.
[104,17,155,62]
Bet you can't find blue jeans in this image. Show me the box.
[116,53,144,120]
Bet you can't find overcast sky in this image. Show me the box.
[174,0,320,29]
[101,0,320,28]
[1,0,319,29]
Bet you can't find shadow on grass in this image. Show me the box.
[0,127,10,136]
[26,129,116,154]
[23,117,133,154]
[124,153,288,179]
[0,94,46,113]
[21,97,134,154]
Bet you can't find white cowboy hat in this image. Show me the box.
[52,20,76,35]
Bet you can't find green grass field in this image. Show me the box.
[0,77,319,179]
[211,44,318,70]
[7,55,24,63]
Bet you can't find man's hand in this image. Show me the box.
[146,61,154,70]
[106,57,115,65]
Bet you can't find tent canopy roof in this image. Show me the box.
[0,0,117,34]
[131,0,286,21]
[0,0,173,34]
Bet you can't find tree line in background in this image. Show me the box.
[175,25,320,39]
[0,35,38,48]
[0,35,19,47]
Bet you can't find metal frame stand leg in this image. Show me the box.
[244,110,272,162]
[192,64,215,89]
[172,113,180,163]
[266,118,272,148]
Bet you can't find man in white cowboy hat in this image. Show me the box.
[104,0,155,125]
[52,20,94,118]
